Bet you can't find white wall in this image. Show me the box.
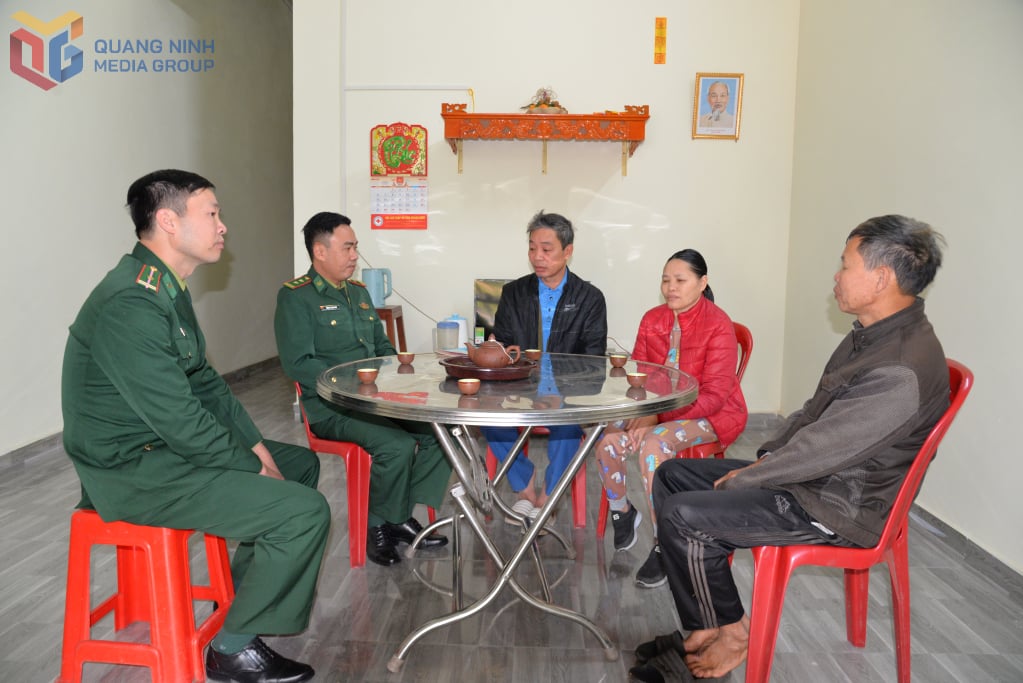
[786,0,1023,571]
[0,0,293,453]
[293,0,800,421]
[294,0,1023,573]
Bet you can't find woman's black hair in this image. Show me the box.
[666,249,714,302]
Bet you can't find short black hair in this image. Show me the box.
[301,211,352,259]
[126,169,214,238]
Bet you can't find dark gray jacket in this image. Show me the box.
[721,298,948,547]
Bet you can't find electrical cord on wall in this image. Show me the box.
[358,254,441,325]
[606,335,632,354]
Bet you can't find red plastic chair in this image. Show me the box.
[58,509,234,683]
[744,359,973,683]
[295,382,435,568]
[597,322,753,536]
[485,427,588,527]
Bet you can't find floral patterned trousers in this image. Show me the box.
[595,417,718,530]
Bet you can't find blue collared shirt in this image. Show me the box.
[538,268,568,352]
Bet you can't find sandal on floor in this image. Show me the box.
[505,498,536,526]
[528,505,555,536]
[628,663,666,683]
[634,630,685,664]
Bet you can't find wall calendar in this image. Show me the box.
[369,121,428,230]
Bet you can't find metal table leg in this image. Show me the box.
[387,422,617,673]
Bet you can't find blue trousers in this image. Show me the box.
[482,425,583,495]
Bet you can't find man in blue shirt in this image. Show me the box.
[486,211,608,521]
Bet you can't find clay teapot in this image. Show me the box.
[464,338,521,369]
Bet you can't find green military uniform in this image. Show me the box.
[274,266,451,526]
[62,243,330,635]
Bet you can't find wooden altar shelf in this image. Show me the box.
[441,103,650,176]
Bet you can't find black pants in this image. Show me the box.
[652,458,855,631]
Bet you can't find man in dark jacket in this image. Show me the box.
[485,210,607,520]
[632,215,948,681]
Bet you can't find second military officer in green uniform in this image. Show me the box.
[274,211,451,566]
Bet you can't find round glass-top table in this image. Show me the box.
[317,352,698,426]
[317,352,698,673]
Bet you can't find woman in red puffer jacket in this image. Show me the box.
[596,249,748,588]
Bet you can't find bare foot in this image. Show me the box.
[682,628,719,654]
[517,491,538,507]
[685,616,750,678]
[520,473,541,507]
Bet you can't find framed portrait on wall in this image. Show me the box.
[692,73,743,140]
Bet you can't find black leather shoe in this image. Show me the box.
[367,524,401,566]
[206,637,314,683]
[383,517,448,548]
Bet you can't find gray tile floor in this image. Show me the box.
[3,362,1021,682]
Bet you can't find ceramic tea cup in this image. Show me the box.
[357,368,378,384]
[626,372,647,388]
[524,348,542,361]
[609,354,628,368]
[397,351,415,365]
[457,378,481,395]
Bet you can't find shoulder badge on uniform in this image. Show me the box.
[359,302,370,310]
[283,275,311,289]
[349,279,367,288]
[135,264,162,293]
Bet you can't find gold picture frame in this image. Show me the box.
[692,73,743,140]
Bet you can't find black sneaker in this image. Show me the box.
[635,545,667,588]
[611,505,642,551]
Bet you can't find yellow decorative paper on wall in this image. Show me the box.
[654,17,666,65]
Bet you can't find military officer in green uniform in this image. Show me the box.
[274,211,451,566]
[62,169,328,683]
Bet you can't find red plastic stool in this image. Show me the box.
[295,383,436,567]
[58,509,234,683]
